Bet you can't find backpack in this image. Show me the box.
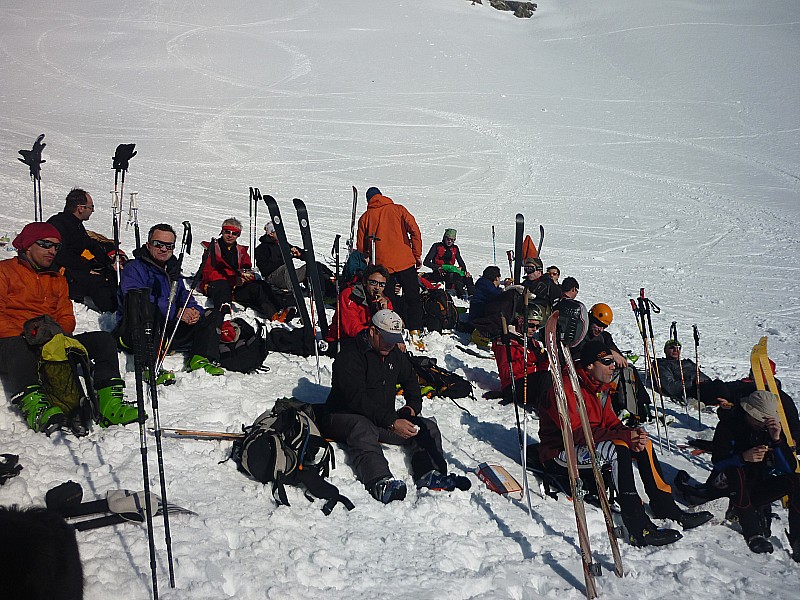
[407,354,473,400]
[230,398,354,514]
[421,288,458,333]
[218,318,268,373]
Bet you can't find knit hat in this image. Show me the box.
[365,187,381,200]
[664,339,681,352]
[443,228,457,241]
[524,256,543,269]
[13,222,61,251]
[220,321,240,343]
[372,309,404,345]
[741,390,779,423]
[580,340,613,366]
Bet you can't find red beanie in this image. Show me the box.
[13,222,62,251]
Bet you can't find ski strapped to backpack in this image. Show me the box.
[230,398,354,515]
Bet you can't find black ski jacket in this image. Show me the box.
[323,331,423,428]
[47,211,111,273]
[254,234,305,278]
[656,358,710,398]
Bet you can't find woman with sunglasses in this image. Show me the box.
[326,264,393,346]
[200,218,279,319]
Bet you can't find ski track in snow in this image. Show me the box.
[1,1,800,599]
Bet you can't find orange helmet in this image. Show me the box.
[590,303,613,327]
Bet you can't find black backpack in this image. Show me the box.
[408,354,473,400]
[230,398,354,514]
[421,288,458,333]
[218,318,268,373]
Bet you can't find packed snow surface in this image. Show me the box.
[1,1,799,598]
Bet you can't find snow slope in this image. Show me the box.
[1,1,799,598]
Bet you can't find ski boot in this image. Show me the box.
[12,385,66,434]
[144,368,176,386]
[370,477,407,504]
[415,470,471,492]
[187,355,225,376]
[97,379,141,427]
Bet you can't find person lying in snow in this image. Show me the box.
[317,309,470,504]
[538,340,713,547]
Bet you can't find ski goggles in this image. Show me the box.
[221,228,241,236]
[150,240,175,250]
[35,239,62,250]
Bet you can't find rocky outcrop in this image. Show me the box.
[469,0,538,19]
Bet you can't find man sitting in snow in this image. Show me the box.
[318,309,470,504]
[656,339,734,406]
[116,223,224,377]
[0,222,137,434]
[538,340,713,546]
[200,217,279,318]
[325,264,392,344]
[422,228,474,299]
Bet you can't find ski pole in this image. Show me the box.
[492,225,496,265]
[500,314,534,520]
[18,134,46,221]
[521,292,533,507]
[307,278,321,385]
[670,321,689,419]
[331,235,341,356]
[693,324,702,429]
[631,298,664,452]
[347,186,358,256]
[142,293,176,588]
[126,289,161,600]
[506,250,514,280]
[110,190,122,284]
[641,290,670,452]
[127,192,141,248]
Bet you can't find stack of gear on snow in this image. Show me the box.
[407,354,473,400]
[218,318,268,373]
[230,398,354,514]
[420,287,459,333]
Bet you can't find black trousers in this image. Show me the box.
[502,371,552,413]
[0,332,121,395]
[118,307,222,362]
[65,269,118,313]
[205,280,278,318]
[320,413,445,488]
[385,266,423,331]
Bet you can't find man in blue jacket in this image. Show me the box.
[116,223,223,376]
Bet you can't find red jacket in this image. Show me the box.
[538,365,634,463]
[325,283,393,342]
[0,257,75,338]
[356,194,422,273]
[200,239,252,292]
[492,336,548,390]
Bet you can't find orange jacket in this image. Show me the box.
[356,194,422,274]
[0,257,76,338]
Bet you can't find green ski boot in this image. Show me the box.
[187,355,225,376]
[97,378,141,427]
[144,368,176,386]
[12,385,66,434]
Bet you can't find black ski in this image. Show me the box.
[293,198,329,338]
[513,213,524,284]
[347,186,358,255]
[537,224,545,256]
[260,191,311,328]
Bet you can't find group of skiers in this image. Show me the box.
[1,184,798,563]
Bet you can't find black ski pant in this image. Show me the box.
[424,271,475,298]
[205,280,278,319]
[715,466,800,540]
[687,379,732,405]
[0,332,121,396]
[502,371,551,413]
[385,266,423,332]
[320,413,445,489]
[65,268,118,313]
[118,308,222,362]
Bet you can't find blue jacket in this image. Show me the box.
[116,246,202,325]
[468,276,502,321]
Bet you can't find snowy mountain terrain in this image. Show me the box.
[1,1,799,598]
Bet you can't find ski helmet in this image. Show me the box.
[590,303,613,327]
[524,300,551,325]
[557,299,589,348]
[664,339,681,353]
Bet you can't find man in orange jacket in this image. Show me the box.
[356,187,424,348]
[0,222,137,435]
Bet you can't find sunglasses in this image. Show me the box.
[525,266,543,273]
[548,271,559,276]
[222,229,241,236]
[444,237,456,243]
[366,279,387,288]
[150,240,176,250]
[667,345,682,350]
[598,357,616,366]
[35,239,62,251]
